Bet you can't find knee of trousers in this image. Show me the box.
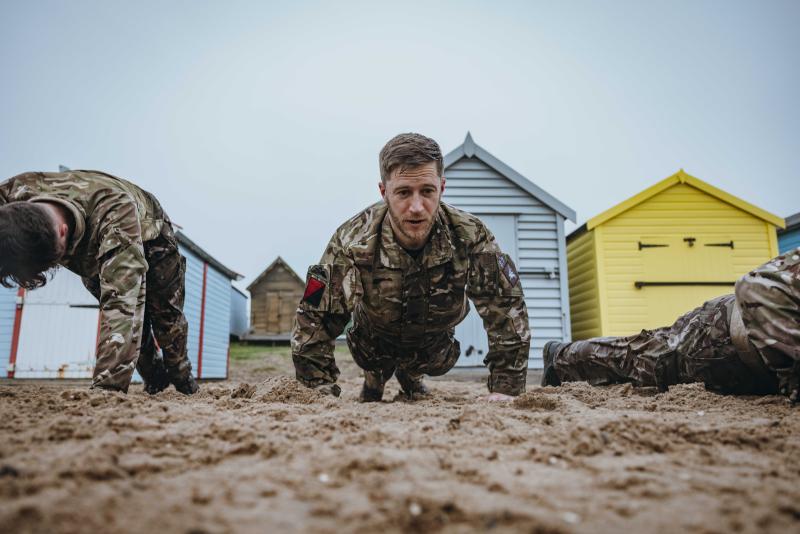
[408,339,461,377]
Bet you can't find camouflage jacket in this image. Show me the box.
[0,170,167,385]
[292,201,531,396]
[735,249,800,397]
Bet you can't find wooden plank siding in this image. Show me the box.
[444,156,568,368]
[445,158,554,215]
[249,266,304,336]
[567,230,602,340]
[599,183,776,335]
[181,247,204,375]
[0,286,18,376]
[201,267,232,379]
[780,228,800,253]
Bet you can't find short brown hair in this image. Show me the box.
[379,133,443,183]
[0,203,62,289]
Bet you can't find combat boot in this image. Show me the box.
[359,368,392,402]
[541,341,564,387]
[172,374,200,395]
[395,369,430,400]
[142,357,171,395]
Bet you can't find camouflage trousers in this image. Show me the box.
[84,223,192,390]
[554,252,800,396]
[347,324,461,382]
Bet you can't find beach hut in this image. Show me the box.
[0,285,21,378]
[246,257,304,341]
[778,212,800,253]
[567,170,785,340]
[0,231,241,380]
[175,231,242,378]
[443,133,576,368]
[230,286,249,340]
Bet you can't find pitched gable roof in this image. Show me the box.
[175,231,242,281]
[246,256,304,292]
[443,132,576,222]
[585,169,785,231]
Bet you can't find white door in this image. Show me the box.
[455,215,517,367]
[14,269,99,378]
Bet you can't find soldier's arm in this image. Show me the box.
[466,226,531,396]
[291,233,358,392]
[91,196,149,390]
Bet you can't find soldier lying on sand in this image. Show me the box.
[0,170,199,395]
[542,251,800,402]
[292,133,531,402]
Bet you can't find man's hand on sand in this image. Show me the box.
[484,393,514,402]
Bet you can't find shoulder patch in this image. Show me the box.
[497,253,519,287]
[303,276,326,306]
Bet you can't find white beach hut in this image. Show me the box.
[443,133,576,368]
[0,232,241,380]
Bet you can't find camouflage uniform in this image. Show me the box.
[0,170,194,392]
[549,251,800,398]
[291,202,531,396]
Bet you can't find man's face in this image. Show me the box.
[379,161,445,250]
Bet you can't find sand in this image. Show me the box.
[0,346,798,534]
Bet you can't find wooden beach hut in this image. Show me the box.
[443,133,576,368]
[246,257,305,341]
[567,170,785,339]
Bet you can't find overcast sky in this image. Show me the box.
[2,0,798,289]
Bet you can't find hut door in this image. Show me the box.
[455,215,517,367]
[265,290,297,335]
[638,234,736,328]
[14,270,98,378]
[281,291,301,334]
[265,291,281,334]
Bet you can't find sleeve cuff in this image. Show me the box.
[487,370,526,396]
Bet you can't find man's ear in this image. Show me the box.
[58,223,69,240]
[378,181,386,199]
[440,176,446,194]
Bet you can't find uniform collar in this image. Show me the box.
[423,207,455,269]
[379,214,405,268]
[29,196,86,256]
[378,205,454,269]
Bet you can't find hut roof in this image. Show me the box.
[232,285,248,299]
[582,169,786,232]
[443,132,576,222]
[247,256,304,292]
[175,231,242,280]
[780,212,800,233]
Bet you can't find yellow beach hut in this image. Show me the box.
[567,170,785,339]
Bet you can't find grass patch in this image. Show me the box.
[229,342,292,361]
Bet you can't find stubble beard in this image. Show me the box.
[386,203,434,250]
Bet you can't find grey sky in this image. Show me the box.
[2,0,798,289]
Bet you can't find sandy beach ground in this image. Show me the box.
[0,344,798,534]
